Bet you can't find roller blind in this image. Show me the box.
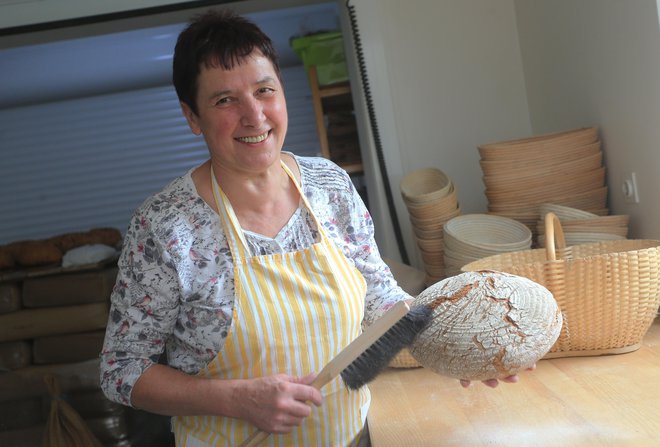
[0,65,320,244]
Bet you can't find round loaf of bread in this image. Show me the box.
[11,240,63,267]
[0,246,15,270]
[409,270,562,380]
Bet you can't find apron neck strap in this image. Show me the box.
[210,166,250,261]
[210,159,325,261]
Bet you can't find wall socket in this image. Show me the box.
[622,172,640,204]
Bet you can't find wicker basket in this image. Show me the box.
[461,212,660,358]
[389,347,421,368]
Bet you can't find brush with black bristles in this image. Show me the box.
[239,300,433,447]
[340,301,433,390]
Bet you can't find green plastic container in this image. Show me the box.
[291,31,349,86]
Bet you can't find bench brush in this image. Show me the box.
[340,302,432,389]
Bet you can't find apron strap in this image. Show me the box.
[211,166,250,262]
[210,159,326,263]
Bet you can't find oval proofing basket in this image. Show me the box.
[461,212,660,358]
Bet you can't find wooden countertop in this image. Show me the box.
[367,317,660,447]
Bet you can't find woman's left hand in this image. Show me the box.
[459,363,536,388]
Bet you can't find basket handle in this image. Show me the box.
[544,212,566,261]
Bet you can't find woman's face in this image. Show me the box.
[182,51,288,175]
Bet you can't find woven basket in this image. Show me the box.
[461,212,660,358]
[389,347,422,368]
[477,127,599,160]
[400,168,452,204]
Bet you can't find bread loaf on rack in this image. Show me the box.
[0,228,122,270]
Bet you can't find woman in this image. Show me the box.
[100,9,520,446]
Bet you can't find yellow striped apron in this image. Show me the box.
[173,162,369,446]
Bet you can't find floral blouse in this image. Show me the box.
[100,154,410,406]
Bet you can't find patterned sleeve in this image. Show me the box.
[305,157,412,326]
[343,181,413,325]
[100,208,181,406]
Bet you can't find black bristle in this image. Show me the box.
[340,304,433,390]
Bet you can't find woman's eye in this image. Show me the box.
[215,97,232,106]
[258,87,275,95]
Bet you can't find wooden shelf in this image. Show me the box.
[307,65,363,176]
[341,162,364,175]
[318,83,351,98]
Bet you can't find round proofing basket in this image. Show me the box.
[461,212,660,358]
[479,141,602,175]
[408,206,461,232]
[443,214,532,251]
[539,203,598,220]
[400,168,452,204]
[412,226,442,240]
[537,221,629,238]
[481,151,603,186]
[477,127,599,161]
[537,232,626,247]
[405,191,458,220]
[537,224,628,237]
[408,215,444,232]
[487,188,608,214]
[484,167,606,200]
[537,213,629,228]
[414,235,444,252]
[480,146,602,178]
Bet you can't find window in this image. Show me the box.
[0,65,319,244]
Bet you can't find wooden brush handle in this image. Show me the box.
[239,301,411,447]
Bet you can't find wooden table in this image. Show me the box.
[367,317,660,447]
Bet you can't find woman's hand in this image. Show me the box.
[459,364,537,389]
[233,373,323,434]
[129,364,323,433]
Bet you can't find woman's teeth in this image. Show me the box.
[237,132,268,143]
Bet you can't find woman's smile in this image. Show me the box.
[236,130,270,144]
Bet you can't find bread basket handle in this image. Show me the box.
[544,212,566,261]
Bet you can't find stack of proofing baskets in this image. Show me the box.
[536,203,629,247]
[462,213,660,357]
[399,168,460,286]
[479,127,608,240]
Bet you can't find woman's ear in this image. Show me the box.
[180,102,202,135]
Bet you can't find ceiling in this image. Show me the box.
[0,2,340,109]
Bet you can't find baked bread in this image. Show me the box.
[49,228,122,253]
[0,246,15,270]
[1,227,122,270]
[11,240,63,267]
[48,232,95,253]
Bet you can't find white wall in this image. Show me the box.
[341,0,532,265]
[515,0,660,239]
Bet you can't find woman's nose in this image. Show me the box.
[240,97,265,127]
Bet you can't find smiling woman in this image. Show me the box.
[95,9,417,447]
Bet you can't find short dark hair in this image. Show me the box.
[172,9,281,115]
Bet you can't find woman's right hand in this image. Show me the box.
[231,373,324,434]
[129,365,323,434]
